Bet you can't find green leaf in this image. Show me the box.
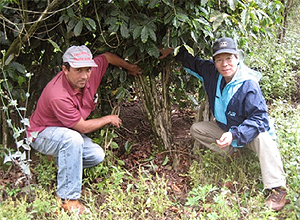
[117,159,125,166]
[47,39,62,52]
[124,46,136,57]
[67,18,77,33]
[177,12,189,22]
[148,0,159,9]
[110,141,119,149]
[241,9,249,27]
[84,18,96,32]
[194,17,210,26]
[119,71,127,83]
[87,18,96,30]
[141,26,148,43]
[59,14,69,24]
[115,87,125,99]
[147,43,159,58]
[17,76,26,86]
[201,0,208,5]
[108,24,119,33]
[183,44,194,56]
[173,17,180,28]
[228,0,238,11]
[124,140,133,153]
[4,54,14,66]
[253,25,259,33]
[67,8,74,17]
[211,13,229,31]
[11,62,26,74]
[133,26,142,40]
[164,11,174,24]
[202,29,214,38]
[162,0,172,7]
[162,156,169,166]
[191,31,198,43]
[74,20,83,37]
[120,24,130,38]
[148,28,157,42]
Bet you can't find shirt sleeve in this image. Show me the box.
[229,81,270,147]
[91,54,109,87]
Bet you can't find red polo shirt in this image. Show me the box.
[27,54,108,137]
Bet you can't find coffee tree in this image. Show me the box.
[0,0,283,153]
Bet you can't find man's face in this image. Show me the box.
[214,53,239,83]
[62,66,92,91]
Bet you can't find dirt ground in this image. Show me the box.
[0,101,196,204]
[116,102,196,201]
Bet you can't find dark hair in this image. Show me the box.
[62,62,71,71]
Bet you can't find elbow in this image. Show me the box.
[77,127,89,134]
[102,52,113,63]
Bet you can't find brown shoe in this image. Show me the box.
[265,187,287,211]
[57,196,89,215]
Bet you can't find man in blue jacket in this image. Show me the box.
[159,37,287,211]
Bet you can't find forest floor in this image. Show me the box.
[0,101,197,207]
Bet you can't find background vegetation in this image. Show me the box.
[0,0,299,219]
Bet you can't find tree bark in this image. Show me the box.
[136,66,172,151]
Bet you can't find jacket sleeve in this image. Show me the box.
[229,81,270,147]
[174,47,216,82]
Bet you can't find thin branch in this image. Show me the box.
[4,0,65,62]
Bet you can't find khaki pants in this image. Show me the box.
[190,120,286,189]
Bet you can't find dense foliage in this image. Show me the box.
[0,0,299,219]
[0,0,286,150]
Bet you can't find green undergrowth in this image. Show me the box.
[0,100,299,219]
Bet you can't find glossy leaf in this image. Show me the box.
[74,20,83,37]
[141,26,148,43]
[228,0,238,11]
[133,26,143,40]
[120,24,130,38]
[47,39,62,52]
[147,43,160,58]
[211,13,229,31]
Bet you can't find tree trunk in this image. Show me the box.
[136,65,172,151]
[192,95,213,153]
[278,0,299,42]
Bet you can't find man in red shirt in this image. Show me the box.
[27,45,142,214]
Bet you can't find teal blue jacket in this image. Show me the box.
[175,47,272,147]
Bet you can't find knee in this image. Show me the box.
[190,123,202,138]
[190,124,197,138]
[93,147,105,164]
[62,129,84,148]
[88,144,105,166]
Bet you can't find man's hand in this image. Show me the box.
[108,115,122,128]
[102,52,142,77]
[72,115,122,134]
[159,47,174,59]
[216,132,233,149]
[127,64,142,77]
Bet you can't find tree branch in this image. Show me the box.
[4,0,64,64]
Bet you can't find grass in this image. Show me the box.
[0,100,299,219]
